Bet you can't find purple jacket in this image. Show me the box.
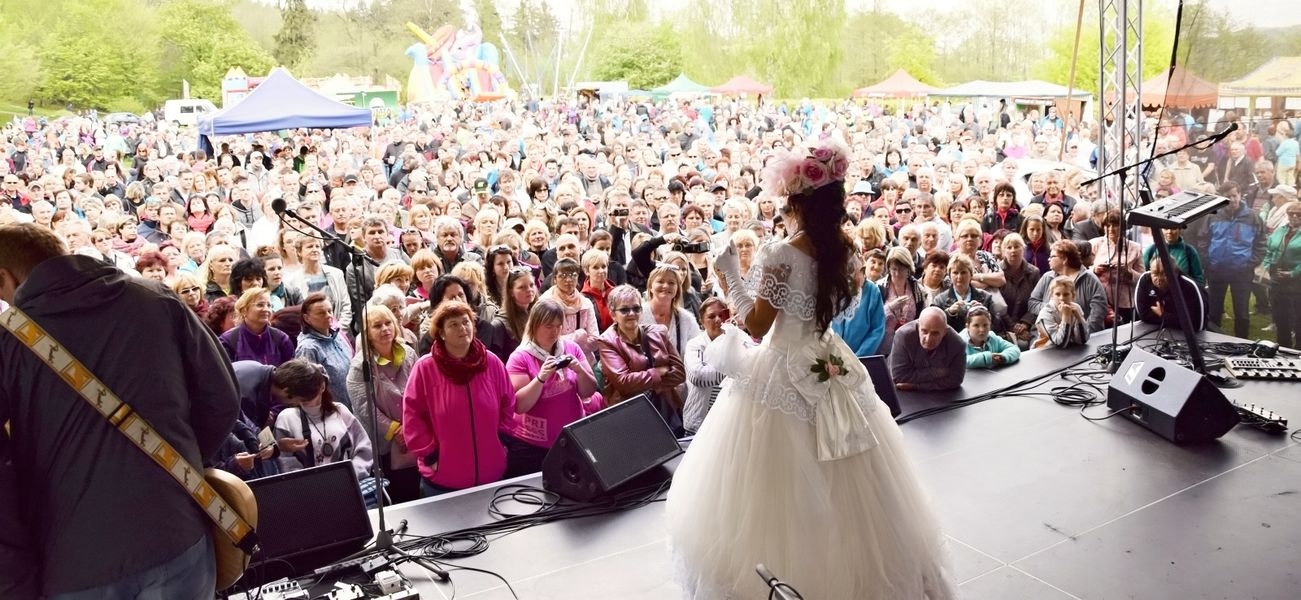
[220,323,296,367]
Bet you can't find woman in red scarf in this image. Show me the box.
[403,301,517,497]
[580,249,616,332]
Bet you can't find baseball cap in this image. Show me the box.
[343,173,359,183]
[851,181,874,196]
[710,182,727,192]
[473,178,490,193]
[1267,184,1297,199]
[503,217,526,232]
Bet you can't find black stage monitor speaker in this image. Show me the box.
[242,461,373,587]
[542,394,683,502]
[1107,347,1239,443]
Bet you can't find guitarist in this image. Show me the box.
[0,223,239,599]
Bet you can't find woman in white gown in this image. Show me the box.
[665,139,955,599]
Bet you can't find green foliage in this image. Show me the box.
[0,15,43,103]
[1178,0,1277,83]
[157,0,274,101]
[1033,2,1174,96]
[505,0,563,90]
[739,0,847,97]
[35,0,160,110]
[591,23,683,90]
[274,0,317,70]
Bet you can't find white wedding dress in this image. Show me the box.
[665,242,955,599]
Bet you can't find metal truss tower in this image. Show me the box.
[1097,0,1144,206]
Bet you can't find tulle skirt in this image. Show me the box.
[665,346,955,599]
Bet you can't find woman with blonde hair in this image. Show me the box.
[194,244,239,302]
[641,263,701,354]
[503,299,601,476]
[220,287,296,366]
[522,218,552,257]
[347,304,420,502]
[283,236,352,330]
[170,272,208,317]
[375,263,414,295]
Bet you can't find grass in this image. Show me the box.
[0,102,73,122]
[1217,289,1275,343]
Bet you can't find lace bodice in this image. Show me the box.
[750,242,855,348]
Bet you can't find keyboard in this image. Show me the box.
[1128,191,1229,229]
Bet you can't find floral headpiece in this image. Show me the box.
[761,139,851,197]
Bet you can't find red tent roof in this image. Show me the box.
[712,75,773,95]
[1141,66,1218,108]
[852,69,938,98]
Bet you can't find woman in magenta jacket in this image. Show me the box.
[403,300,517,497]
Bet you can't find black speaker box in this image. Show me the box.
[1107,347,1239,443]
[542,394,683,502]
[241,461,373,587]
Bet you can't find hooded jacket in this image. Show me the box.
[0,255,238,596]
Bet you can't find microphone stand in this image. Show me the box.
[274,205,449,583]
[1079,124,1238,384]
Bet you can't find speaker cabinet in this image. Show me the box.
[1107,347,1239,443]
[542,394,683,502]
[242,461,373,587]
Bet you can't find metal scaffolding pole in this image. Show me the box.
[1097,0,1145,207]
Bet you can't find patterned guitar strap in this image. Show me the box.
[0,305,258,555]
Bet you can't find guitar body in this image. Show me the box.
[204,468,259,591]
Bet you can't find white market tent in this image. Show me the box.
[932,80,1093,100]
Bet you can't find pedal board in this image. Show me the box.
[1231,401,1288,434]
[1223,356,1301,380]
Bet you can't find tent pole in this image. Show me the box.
[497,33,530,96]
[565,23,595,96]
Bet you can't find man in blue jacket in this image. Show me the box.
[1199,181,1266,338]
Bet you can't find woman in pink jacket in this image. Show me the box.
[403,300,517,497]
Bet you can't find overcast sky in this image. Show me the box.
[872,0,1300,29]
[304,0,1301,29]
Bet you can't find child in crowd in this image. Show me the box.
[1035,275,1090,348]
[961,306,1021,368]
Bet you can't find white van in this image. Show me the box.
[163,99,218,127]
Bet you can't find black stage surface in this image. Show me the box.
[325,325,1301,599]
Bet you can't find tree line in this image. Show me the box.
[0,0,1294,112]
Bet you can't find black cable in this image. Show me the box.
[895,353,1098,425]
[1081,404,1136,421]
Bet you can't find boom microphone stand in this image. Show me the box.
[271,199,448,583]
[1079,123,1238,381]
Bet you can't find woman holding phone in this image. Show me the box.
[503,300,601,477]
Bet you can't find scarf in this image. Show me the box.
[520,338,561,362]
[431,338,488,385]
[551,285,583,310]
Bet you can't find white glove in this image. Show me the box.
[714,242,755,320]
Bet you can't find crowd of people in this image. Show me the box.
[2,97,1301,500]
[3,91,1301,598]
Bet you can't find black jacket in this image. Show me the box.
[0,256,239,596]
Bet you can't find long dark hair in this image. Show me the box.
[791,183,854,331]
[272,358,338,417]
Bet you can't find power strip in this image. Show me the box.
[253,579,309,600]
[373,587,420,600]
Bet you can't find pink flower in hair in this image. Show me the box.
[830,156,849,180]
[810,145,835,163]
[801,161,829,190]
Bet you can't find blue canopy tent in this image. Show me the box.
[197,68,373,154]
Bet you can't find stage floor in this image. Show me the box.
[371,326,1301,599]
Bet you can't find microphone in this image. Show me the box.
[270,197,288,215]
[1212,121,1238,142]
